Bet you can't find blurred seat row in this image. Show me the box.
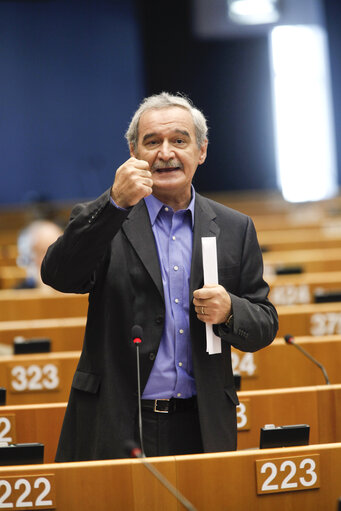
[0,193,341,509]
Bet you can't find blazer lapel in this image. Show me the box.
[122,200,164,299]
[190,194,220,296]
[122,194,219,299]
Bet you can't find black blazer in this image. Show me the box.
[41,188,278,461]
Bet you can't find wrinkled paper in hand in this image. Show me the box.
[201,237,222,354]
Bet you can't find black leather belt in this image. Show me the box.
[141,396,197,414]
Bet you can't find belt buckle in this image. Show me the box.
[154,398,170,413]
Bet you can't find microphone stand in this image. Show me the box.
[129,445,197,511]
[131,325,197,511]
[290,342,330,384]
[134,339,145,456]
[284,334,330,384]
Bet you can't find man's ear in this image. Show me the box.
[129,143,136,158]
[198,139,208,165]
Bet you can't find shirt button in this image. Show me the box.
[177,393,182,397]
[179,329,184,334]
[178,362,183,367]
[173,265,179,271]
[172,236,176,241]
[149,352,156,361]
[165,207,169,212]
[174,298,179,303]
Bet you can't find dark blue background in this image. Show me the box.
[0,0,340,204]
[0,0,143,203]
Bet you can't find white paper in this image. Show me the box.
[201,237,222,354]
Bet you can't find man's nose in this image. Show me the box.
[158,140,174,159]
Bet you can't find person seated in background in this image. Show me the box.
[15,220,63,289]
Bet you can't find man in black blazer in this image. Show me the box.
[41,92,278,461]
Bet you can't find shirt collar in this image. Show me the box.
[144,186,195,229]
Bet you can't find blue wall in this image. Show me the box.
[2,0,340,205]
[0,0,143,204]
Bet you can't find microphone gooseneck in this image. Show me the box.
[132,325,145,456]
[127,330,198,511]
[125,441,198,511]
[284,334,330,385]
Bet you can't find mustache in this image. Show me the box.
[151,159,183,171]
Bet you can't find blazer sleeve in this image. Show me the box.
[41,188,129,294]
[215,216,278,352]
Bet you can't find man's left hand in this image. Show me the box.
[193,284,231,324]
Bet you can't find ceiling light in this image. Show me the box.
[227,0,280,25]
[270,25,337,202]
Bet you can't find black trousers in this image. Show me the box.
[134,400,203,457]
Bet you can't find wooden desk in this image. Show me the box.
[254,215,341,233]
[1,384,339,465]
[176,443,341,510]
[1,333,338,406]
[0,443,339,510]
[0,203,71,229]
[268,271,341,306]
[0,289,88,321]
[277,302,341,337]
[0,244,17,267]
[0,402,65,463]
[259,229,341,252]
[206,189,329,215]
[0,230,20,246]
[263,247,341,274]
[233,336,341,390]
[0,317,86,352]
[237,384,341,449]
[1,333,339,402]
[0,351,79,405]
[0,266,27,289]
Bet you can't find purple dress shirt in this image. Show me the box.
[141,191,197,399]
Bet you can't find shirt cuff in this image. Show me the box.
[109,195,129,211]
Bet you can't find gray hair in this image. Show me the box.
[16,220,62,267]
[125,92,208,151]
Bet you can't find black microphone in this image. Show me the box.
[125,441,197,511]
[132,325,145,456]
[284,334,330,384]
